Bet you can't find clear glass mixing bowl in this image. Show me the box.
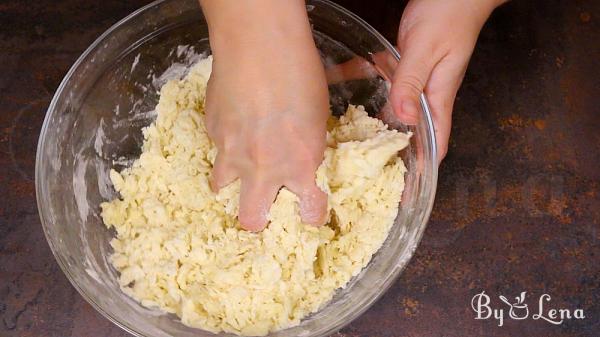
[36,0,437,336]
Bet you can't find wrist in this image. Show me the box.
[492,0,509,8]
[457,0,505,31]
[200,0,314,57]
[477,0,508,17]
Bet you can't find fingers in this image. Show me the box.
[324,56,378,85]
[237,175,327,231]
[238,177,280,232]
[424,54,468,162]
[210,154,237,192]
[286,178,328,226]
[211,150,328,231]
[390,39,439,126]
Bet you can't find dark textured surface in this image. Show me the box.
[1,0,598,336]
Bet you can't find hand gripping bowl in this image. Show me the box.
[36,0,438,336]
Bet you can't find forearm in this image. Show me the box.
[199,0,314,56]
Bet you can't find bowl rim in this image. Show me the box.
[35,0,438,336]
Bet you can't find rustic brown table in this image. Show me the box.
[1,0,598,336]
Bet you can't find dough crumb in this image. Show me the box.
[101,56,410,336]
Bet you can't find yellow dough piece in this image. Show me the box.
[101,56,410,336]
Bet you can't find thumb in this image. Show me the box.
[390,40,438,125]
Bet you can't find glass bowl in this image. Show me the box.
[35,0,438,336]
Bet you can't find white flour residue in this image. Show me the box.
[151,45,206,89]
[85,266,102,283]
[96,159,114,200]
[93,118,105,156]
[49,137,62,171]
[73,154,90,222]
[176,44,192,58]
[112,155,135,167]
[131,53,141,73]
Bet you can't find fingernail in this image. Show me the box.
[398,99,420,125]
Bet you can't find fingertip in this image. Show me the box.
[391,95,421,126]
[436,142,449,164]
[238,179,279,232]
[298,186,328,226]
[390,82,421,125]
[238,210,268,232]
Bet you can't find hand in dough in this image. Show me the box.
[201,0,329,231]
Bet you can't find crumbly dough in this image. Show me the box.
[101,56,410,336]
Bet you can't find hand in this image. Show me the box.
[201,0,329,231]
[391,0,505,162]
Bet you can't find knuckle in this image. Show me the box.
[246,135,285,169]
[248,145,276,169]
[396,74,426,95]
